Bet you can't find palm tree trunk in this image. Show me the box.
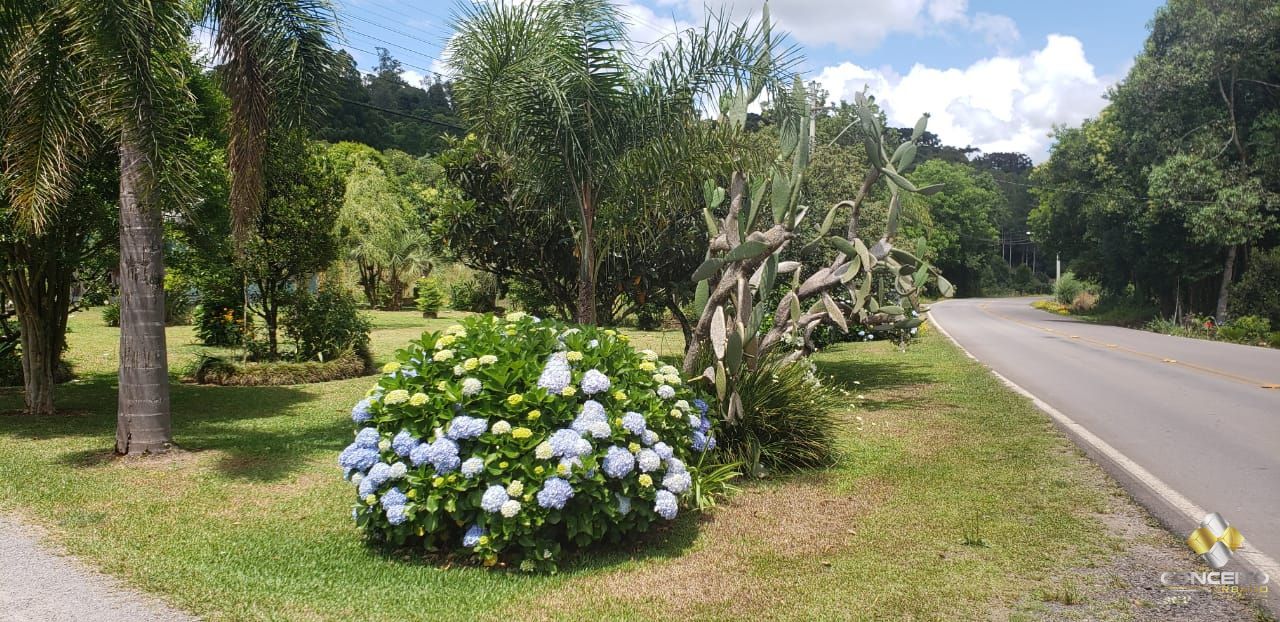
[115,130,172,455]
[16,301,57,415]
[1214,244,1238,325]
[575,185,597,325]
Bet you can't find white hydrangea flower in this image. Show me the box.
[535,442,554,460]
[640,349,659,362]
[462,377,483,397]
[384,389,409,405]
[492,420,512,435]
[478,354,498,365]
[388,462,408,479]
[500,499,522,518]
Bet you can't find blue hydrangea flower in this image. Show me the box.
[408,442,430,467]
[571,401,607,434]
[446,415,488,440]
[602,446,635,479]
[705,435,717,451]
[381,487,407,509]
[663,471,692,494]
[641,430,659,446]
[549,428,585,458]
[424,438,461,474]
[653,442,674,460]
[385,505,408,525]
[636,448,660,472]
[580,369,611,395]
[536,477,574,509]
[463,524,486,547]
[351,398,374,423]
[460,457,484,477]
[391,430,417,457]
[692,399,709,414]
[691,430,709,452]
[481,485,509,513]
[621,411,646,435]
[338,444,379,472]
[666,457,686,474]
[654,490,678,520]
[616,494,632,515]
[657,385,675,400]
[537,352,572,393]
[358,477,377,496]
[366,462,393,488]
[585,420,611,439]
[354,427,380,449]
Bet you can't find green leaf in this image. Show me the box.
[830,236,857,256]
[936,275,956,297]
[702,208,719,237]
[880,166,918,192]
[693,280,709,316]
[710,306,727,360]
[879,304,904,315]
[771,169,791,222]
[822,294,847,332]
[725,240,768,262]
[839,254,862,283]
[746,177,766,230]
[911,114,929,141]
[714,361,727,401]
[692,257,723,282]
[725,328,743,373]
[817,203,838,237]
[916,183,945,195]
[786,291,801,326]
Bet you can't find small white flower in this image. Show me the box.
[657,385,675,400]
[586,420,611,439]
[384,389,409,405]
[452,364,465,376]
[535,442,553,460]
[640,349,659,362]
[659,364,678,376]
[462,377,483,397]
[388,462,408,479]
[479,354,498,365]
[500,499,522,518]
[674,400,690,411]
[491,420,512,435]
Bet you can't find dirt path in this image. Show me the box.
[0,515,196,622]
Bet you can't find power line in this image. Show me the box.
[337,96,467,132]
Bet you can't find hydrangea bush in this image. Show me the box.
[337,312,715,570]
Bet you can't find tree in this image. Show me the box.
[238,132,343,357]
[905,160,1004,296]
[0,0,337,453]
[0,145,116,414]
[448,0,791,325]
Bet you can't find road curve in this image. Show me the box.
[929,297,1280,568]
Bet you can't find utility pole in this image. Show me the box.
[1055,253,1061,282]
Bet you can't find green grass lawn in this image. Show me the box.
[0,311,1155,620]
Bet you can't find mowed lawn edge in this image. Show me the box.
[0,313,1168,620]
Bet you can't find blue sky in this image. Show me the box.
[331,0,1166,160]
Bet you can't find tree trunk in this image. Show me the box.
[115,131,172,455]
[1214,244,1238,325]
[17,301,57,415]
[575,185,597,325]
[663,294,692,354]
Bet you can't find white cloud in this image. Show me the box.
[654,0,1016,52]
[815,35,1109,161]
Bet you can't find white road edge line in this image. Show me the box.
[927,302,1280,583]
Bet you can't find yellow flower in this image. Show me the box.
[524,493,533,502]
[561,386,577,397]
[506,394,524,406]
[618,334,629,343]
[437,334,457,348]
[628,442,641,454]
[477,535,490,547]
[604,329,617,336]
[445,324,466,336]
[639,361,656,372]
[406,489,417,499]
[526,409,541,421]
[566,350,583,362]
[664,374,682,385]
[498,461,509,469]
[463,357,479,370]
[381,361,400,374]
[557,463,569,475]
[652,373,665,384]
[433,476,445,487]
[384,389,410,405]
[505,327,517,336]
[448,474,458,483]
[638,474,653,487]
[507,480,524,496]
[612,390,627,402]
[670,409,681,418]
[365,494,378,505]
[505,311,527,322]
[433,349,454,362]
[409,392,428,406]
[435,380,448,391]
[534,465,545,475]
[511,427,532,439]
[479,354,498,365]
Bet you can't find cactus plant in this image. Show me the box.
[682,79,953,423]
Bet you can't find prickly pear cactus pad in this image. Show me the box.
[338,313,714,571]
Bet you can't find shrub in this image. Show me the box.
[1070,291,1098,313]
[414,277,446,318]
[449,273,498,313]
[1054,272,1086,305]
[1230,248,1280,325]
[194,303,245,347]
[101,301,120,327]
[1217,315,1271,345]
[713,353,843,475]
[338,313,712,571]
[284,284,372,363]
[0,339,21,386]
[193,350,369,385]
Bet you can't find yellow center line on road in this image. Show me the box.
[976,304,1280,389]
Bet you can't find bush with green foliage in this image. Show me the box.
[284,284,372,364]
[1217,315,1272,345]
[414,277,445,317]
[194,302,245,347]
[338,313,711,570]
[712,353,844,475]
[194,350,370,386]
[1230,248,1280,325]
[1054,272,1087,305]
[449,273,498,313]
[101,302,120,327]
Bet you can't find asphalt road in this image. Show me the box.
[929,297,1280,568]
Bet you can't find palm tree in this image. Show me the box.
[448,0,793,325]
[0,0,337,453]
